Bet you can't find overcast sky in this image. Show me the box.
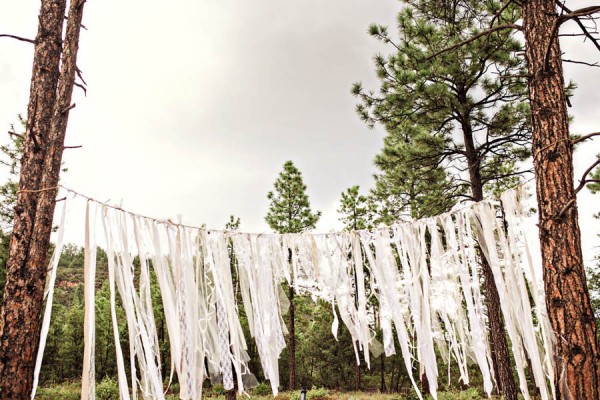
[0,1,599,261]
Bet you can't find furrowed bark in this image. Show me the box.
[288,284,296,390]
[523,1,600,398]
[0,1,67,396]
[462,113,518,400]
[288,250,296,390]
[0,0,85,397]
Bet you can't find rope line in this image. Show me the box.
[58,178,535,236]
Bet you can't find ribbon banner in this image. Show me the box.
[33,184,555,399]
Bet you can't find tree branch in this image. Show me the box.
[563,58,600,67]
[561,6,600,21]
[8,131,23,139]
[572,132,600,145]
[425,24,522,61]
[556,2,600,53]
[74,82,87,96]
[545,6,600,69]
[490,0,516,28]
[0,34,34,44]
[557,157,600,217]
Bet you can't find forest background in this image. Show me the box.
[1,0,600,399]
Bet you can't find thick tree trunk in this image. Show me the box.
[0,0,85,397]
[461,116,518,400]
[523,1,600,398]
[289,283,296,390]
[480,255,517,399]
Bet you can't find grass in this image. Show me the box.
[36,381,502,400]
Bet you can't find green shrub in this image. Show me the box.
[307,387,330,400]
[212,383,226,395]
[290,387,331,400]
[253,382,273,396]
[96,376,119,400]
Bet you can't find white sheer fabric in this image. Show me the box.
[34,184,554,400]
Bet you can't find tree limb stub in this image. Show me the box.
[0,34,34,44]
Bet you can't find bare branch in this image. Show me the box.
[61,103,76,114]
[63,145,82,149]
[498,74,532,80]
[74,82,87,96]
[545,6,600,69]
[0,34,34,44]
[572,132,600,145]
[557,157,600,217]
[563,58,600,67]
[75,66,87,86]
[425,24,522,61]
[8,131,23,139]
[556,2,600,53]
[562,6,600,21]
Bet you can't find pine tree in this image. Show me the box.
[266,161,321,234]
[393,1,600,396]
[225,215,241,231]
[0,0,87,394]
[353,2,531,397]
[521,2,600,397]
[337,186,375,231]
[337,185,376,391]
[371,124,459,222]
[266,160,320,390]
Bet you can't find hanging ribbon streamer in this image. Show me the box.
[31,183,553,400]
[81,201,97,400]
[31,196,68,400]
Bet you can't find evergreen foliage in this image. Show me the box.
[337,186,376,230]
[266,161,321,234]
[353,0,532,206]
[0,116,25,229]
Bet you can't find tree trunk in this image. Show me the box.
[523,1,600,398]
[355,362,361,391]
[461,114,518,400]
[289,283,296,390]
[480,255,517,399]
[225,390,236,400]
[420,372,429,394]
[380,353,385,392]
[0,0,85,397]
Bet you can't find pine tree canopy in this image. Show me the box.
[266,161,321,234]
[354,0,534,206]
[337,186,376,231]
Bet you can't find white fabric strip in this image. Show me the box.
[81,201,97,400]
[31,197,68,399]
[30,183,552,400]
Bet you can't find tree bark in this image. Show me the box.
[420,372,429,394]
[0,0,85,397]
[380,353,385,392]
[288,283,296,390]
[523,1,600,398]
[461,114,518,400]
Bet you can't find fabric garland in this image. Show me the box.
[33,183,554,400]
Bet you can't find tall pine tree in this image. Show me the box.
[265,160,320,390]
[353,2,532,397]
